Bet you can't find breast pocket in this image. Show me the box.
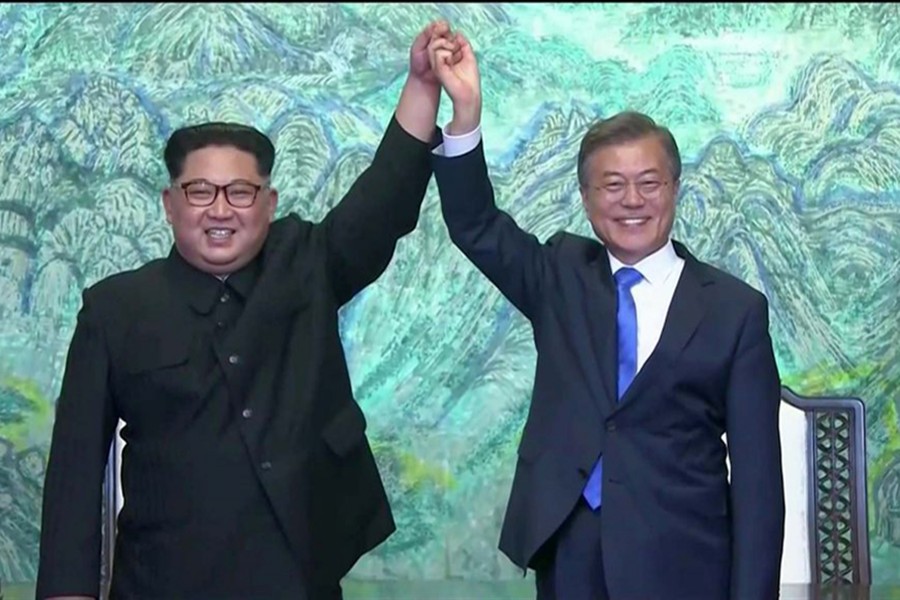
[322,401,368,458]
[118,329,200,416]
[316,402,383,535]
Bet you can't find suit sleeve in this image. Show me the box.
[725,294,785,599]
[321,114,437,306]
[432,139,550,321]
[36,291,117,599]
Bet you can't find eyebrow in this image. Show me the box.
[182,178,259,185]
[600,168,662,178]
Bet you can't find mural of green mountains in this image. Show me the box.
[0,1,898,589]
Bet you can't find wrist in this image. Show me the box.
[403,73,440,98]
[396,74,441,143]
[448,99,482,136]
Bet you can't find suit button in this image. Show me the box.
[606,422,616,432]
[228,354,240,365]
[220,292,230,303]
[241,408,253,419]
[260,461,272,471]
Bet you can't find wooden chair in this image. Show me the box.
[777,385,871,585]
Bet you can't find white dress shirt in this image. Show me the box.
[434,124,483,157]
[608,242,684,373]
[435,123,685,374]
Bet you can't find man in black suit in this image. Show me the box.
[36,20,463,600]
[426,31,785,599]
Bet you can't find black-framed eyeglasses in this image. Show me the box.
[587,179,671,202]
[179,180,264,208]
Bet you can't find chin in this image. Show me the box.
[203,255,240,269]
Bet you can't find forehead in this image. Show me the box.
[586,135,670,177]
[179,145,262,182]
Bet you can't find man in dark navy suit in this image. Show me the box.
[425,30,785,599]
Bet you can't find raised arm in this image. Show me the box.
[428,31,550,320]
[725,294,785,599]
[321,21,450,305]
[37,292,117,600]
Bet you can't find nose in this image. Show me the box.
[620,182,645,207]
[207,189,234,218]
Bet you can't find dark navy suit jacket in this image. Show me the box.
[433,141,785,599]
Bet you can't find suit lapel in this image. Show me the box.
[614,242,713,411]
[581,250,619,415]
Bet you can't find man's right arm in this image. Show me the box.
[433,132,550,319]
[430,32,550,320]
[37,292,117,600]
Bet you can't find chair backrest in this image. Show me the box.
[779,391,812,583]
[100,420,125,598]
[780,385,871,585]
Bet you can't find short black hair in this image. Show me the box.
[163,122,276,180]
[577,111,682,186]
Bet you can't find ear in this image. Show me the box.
[579,185,591,216]
[266,188,279,221]
[671,178,681,203]
[162,187,175,224]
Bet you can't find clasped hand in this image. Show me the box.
[409,19,482,136]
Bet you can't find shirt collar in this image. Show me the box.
[166,246,261,314]
[607,239,680,286]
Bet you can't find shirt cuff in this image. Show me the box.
[432,123,482,158]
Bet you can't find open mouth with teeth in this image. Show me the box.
[206,228,236,240]
[617,217,651,226]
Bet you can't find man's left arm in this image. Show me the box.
[322,22,460,305]
[725,293,786,599]
[320,75,437,305]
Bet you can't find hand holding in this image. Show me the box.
[409,20,456,87]
[396,20,459,142]
[427,31,481,134]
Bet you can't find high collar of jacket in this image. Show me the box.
[164,246,262,314]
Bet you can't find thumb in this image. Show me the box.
[435,48,454,73]
[410,24,430,54]
[427,38,457,76]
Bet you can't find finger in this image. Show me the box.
[428,44,453,68]
[430,48,455,74]
[425,20,446,44]
[427,37,456,54]
[455,31,473,54]
[434,49,454,74]
[417,20,447,47]
[427,41,452,71]
[432,19,450,36]
[411,25,430,52]
[428,48,449,74]
[458,43,476,64]
[429,27,454,47]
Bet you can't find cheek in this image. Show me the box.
[582,200,602,219]
[590,208,615,225]
[660,197,676,216]
[170,209,206,233]
[237,209,271,233]
[660,205,676,228]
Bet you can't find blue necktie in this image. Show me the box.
[583,267,643,509]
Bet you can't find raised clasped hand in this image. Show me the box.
[427,29,479,107]
[409,20,461,87]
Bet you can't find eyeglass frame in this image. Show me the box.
[177,179,267,208]
[583,178,673,202]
